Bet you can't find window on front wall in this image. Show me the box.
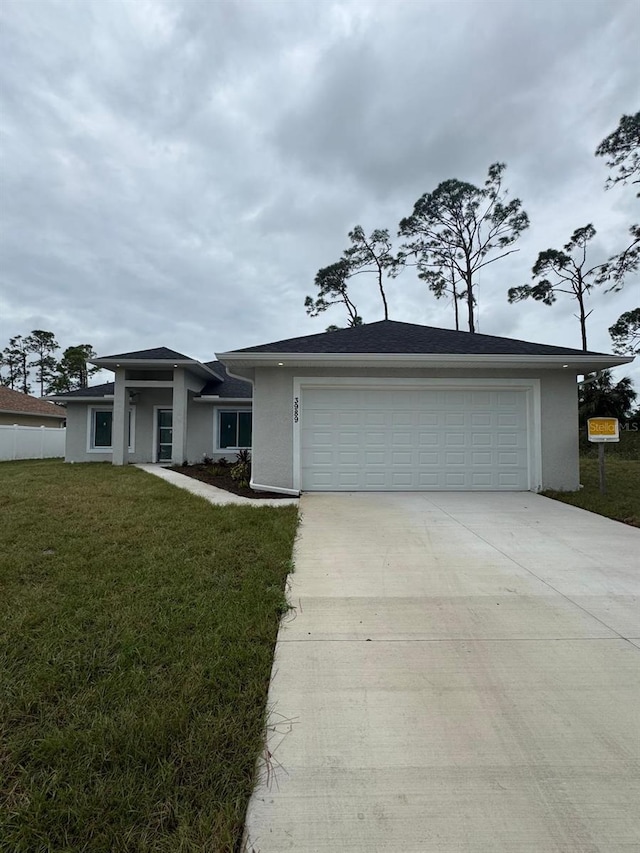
[219,410,252,449]
[90,409,134,450]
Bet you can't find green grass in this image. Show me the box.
[542,456,640,527]
[0,460,298,852]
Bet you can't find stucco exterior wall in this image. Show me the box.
[64,391,251,464]
[250,366,580,492]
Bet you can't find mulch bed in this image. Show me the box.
[171,464,293,499]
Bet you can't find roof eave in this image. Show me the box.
[90,357,219,379]
[216,352,634,371]
[45,395,115,403]
[193,396,252,403]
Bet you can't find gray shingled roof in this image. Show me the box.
[53,382,115,398]
[232,320,610,357]
[51,367,251,400]
[201,362,251,397]
[96,347,194,361]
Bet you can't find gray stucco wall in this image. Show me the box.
[64,390,251,464]
[250,366,580,492]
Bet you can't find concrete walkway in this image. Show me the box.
[136,464,299,507]
[244,492,640,853]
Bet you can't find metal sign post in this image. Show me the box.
[586,418,620,495]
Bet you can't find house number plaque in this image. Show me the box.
[293,397,299,423]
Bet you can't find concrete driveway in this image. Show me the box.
[244,492,640,853]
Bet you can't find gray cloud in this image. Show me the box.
[0,0,638,385]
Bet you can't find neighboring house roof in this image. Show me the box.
[0,386,67,419]
[230,320,611,357]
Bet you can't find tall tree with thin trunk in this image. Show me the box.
[305,260,362,328]
[306,225,397,327]
[49,345,100,393]
[417,258,464,331]
[26,330,59,396]
[609,307,640,355]
[595,111,640,191]
[3,336,31,394]
[342,226,395,320]
[595,111,640,291]
[508,224,602,352]
[399,162,529,333]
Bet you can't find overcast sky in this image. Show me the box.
[1,0,638,385]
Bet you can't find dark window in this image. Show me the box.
[94,411,112,447]
[219,411,252,449]
[92,409,133,449]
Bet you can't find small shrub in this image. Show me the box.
[230,450,251,488]
[203,454,214,466]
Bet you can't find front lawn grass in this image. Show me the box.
[542,457,640,527]
[0,460,298,852]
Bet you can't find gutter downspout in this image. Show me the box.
[577,369,605,387]
[222,365,301,497]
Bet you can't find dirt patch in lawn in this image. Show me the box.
[172,464,293,499]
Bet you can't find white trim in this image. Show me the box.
[292,376,542,493]
[47,395,114,402]
[195,396,252,403]
[219,351,632,371]
[214,406,253,452]
[86,405,136,454]
[124,380,173,388]
[249,481,300,496]
[91,358,220,379]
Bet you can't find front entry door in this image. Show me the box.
[157,409,173,462]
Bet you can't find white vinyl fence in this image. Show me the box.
[0,425,66,461]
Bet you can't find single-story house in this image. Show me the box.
[49,321,633,493]
[0,386,67,427]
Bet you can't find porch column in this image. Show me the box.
[112,367,128,466]
[171,368,188,465]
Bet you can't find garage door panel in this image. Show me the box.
[472,472,493,487]
[418,412,439,426]
[300,387,529,491]
[363,411,386,426]
[471,412,492,426]
[418,472,441,487]
[446,451,465,465]
[444,391,465,405]
[364,472,386,488]
[302,430,332,447]
[446,433,465,446]
[472,433,492,446]
[471,391,492,405]
[473,451,492,465]
[445,472,466,487]
[445,412,465,426]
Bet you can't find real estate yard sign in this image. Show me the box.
[587,418,619,494]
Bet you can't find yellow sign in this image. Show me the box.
[587,417,619,442]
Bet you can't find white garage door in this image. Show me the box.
[300,387,529,491]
